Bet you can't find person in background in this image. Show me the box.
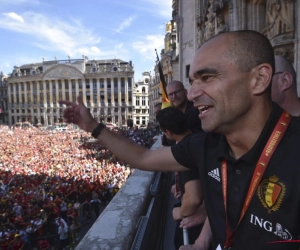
[271,55,300,116]
[58,219,68,250]
[156,107,205,248]
[166,80,202,133]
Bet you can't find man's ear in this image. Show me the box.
[252,63,273,95]
[279,72,293,91]
[164,129,172,139]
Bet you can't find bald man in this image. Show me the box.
[271,55,300,116]
[166,80,202,133]
[60,30,300,250]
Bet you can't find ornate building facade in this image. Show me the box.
[132,72,150,127]
[148,25,177,127]
[6,58,134,126]
[159,0,299,93]
[0,72,8,124]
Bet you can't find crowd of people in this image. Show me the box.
[0,124,157,249]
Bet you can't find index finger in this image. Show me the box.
[58,100,75,107]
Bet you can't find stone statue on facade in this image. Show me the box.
[197,24,205,48]
[265,0,294,40]
[166,21,172,33]
[204,0,216,41]
[216,14,228,34]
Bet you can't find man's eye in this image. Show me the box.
[202,75,211,81]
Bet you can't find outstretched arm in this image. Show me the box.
[59,96,188,172]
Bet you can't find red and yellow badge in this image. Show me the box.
[257,175,286,213]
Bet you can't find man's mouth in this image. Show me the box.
[198,105,212,114]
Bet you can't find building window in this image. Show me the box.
[71,79,75,89]
[142,87,145,93]
[136,98,140,106]
[121,78,125,88]
[33,94,37,104]
[52,80,56,90]
[186,64,190,79]
[142,96,146,106]
[64,80,69,89]
[86,79,90,88]
[128,78,132,88]
[58,80,62,89]
[46,81,50,90]
[27,82,30,91]
[114,78,118,89]
[100,78,104,88]
[107,78,111,88]
[93,79,97,90]
[78,79,82,88]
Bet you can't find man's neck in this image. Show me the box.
[282,95,300,116]
[179,101,189,113]
[225,103,273,159]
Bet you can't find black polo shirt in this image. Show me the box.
[171,103,300,250]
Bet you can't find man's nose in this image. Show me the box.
[188,84,204,101]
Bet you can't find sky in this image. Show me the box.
[0,0,172,81]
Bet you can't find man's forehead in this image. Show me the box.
[167,83,181,91]
[190,38,231,74]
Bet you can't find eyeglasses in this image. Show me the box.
[273,72,284,76]
[167,89,184,98]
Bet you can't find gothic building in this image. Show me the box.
[6,57,135,126]
[156,0,299,93]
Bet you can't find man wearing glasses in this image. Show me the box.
[166,80,202,133]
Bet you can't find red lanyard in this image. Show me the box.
[221,111,291,249]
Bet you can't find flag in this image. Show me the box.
[155,49,171,109]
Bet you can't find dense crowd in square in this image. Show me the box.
[0,124,157,249]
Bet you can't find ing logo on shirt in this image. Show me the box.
[257,175,286,213]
